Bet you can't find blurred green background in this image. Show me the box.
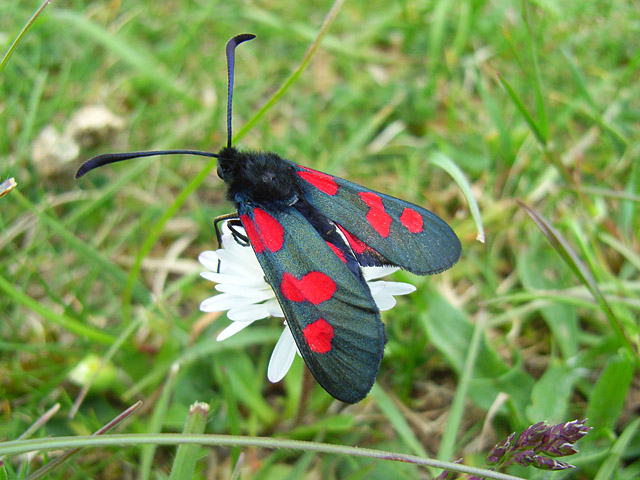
[1,0,638,478]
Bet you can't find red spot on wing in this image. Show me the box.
[240,214,265,253]
[253,208,284,252]
[240,209,283,254]
[281,271,337,305]
[326,241,346,263]
[400,207,423,233]
[359,192,392,237]
[303,318,334,354]
[297,168,339,196]
[337,225,367,254]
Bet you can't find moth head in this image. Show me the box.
[216,146,240,181]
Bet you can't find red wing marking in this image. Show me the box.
[297,168,339,196]
[303,318,334,353]
[253,208,284,252]
[326,241,346,263]
[359,192,392,237]
[281,271,337,305]
[399,207,424,233]
[337,224,367,254]
[240,214,265,253]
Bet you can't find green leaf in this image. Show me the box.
[517,247,578,360]
[424,292,534,412]
[526,364,580,422]
[586,351,634,431]
[594,416,640,480]
[224,351,276,425]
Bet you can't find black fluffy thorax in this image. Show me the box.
[216,146,299,207]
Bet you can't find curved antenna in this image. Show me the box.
[76,35,255,180]
[75,150,218,178]
[225,33,256,148]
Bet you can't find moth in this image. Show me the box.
[77,34,461,403]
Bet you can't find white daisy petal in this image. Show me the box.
[214,282,275,300]
[380,281,416,296]
[217,247,260,274]
[228,303,274,321]
[367,281,387,296]
[201,271,265,287]
[368,280,416,297]
[216,320,255,341]
[265,299,285,317]
[373,293,397,311]
[200,293,247,312]
[362,266,399,281]
[370,281,416,310]
[267,327,297,383]
[198,250,221,271]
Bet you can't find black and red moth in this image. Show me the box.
[76,34,461,403]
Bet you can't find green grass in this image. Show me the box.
[1,0,639,478]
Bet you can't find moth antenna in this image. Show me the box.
[77,35,255,180]
[225,33,256,149]
[75,150,218,179]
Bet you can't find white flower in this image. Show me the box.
[199,221,416,383]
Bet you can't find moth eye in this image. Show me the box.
[216,165,225,180]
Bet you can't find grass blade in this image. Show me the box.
[497,73,547,147]
[0,0,52,74]
[522,0,548,141]
[138,364,180,480]
[429,151,485,243]
[517,200,638,365]
[68,318,143,419]
[371,384,428,458]
[562,49,628,156]
[169,402,210,480]
[438,313,485,462]
[235,0,345,140]
[50,9,197,107]
[0,274,115,346]
[594,416,640,480]
[0,403,60,464]
[25,401,142,480]
[11,190,151,305]
[0,433,527,480]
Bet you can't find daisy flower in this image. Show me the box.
[199,221,416,383]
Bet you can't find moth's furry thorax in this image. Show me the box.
[216,146,299,207]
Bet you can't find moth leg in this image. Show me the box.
[214,212,267,283]
[213,212,249,273]
[213,212,240,248]
[227,219,250,246]
[213,213,250,257]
